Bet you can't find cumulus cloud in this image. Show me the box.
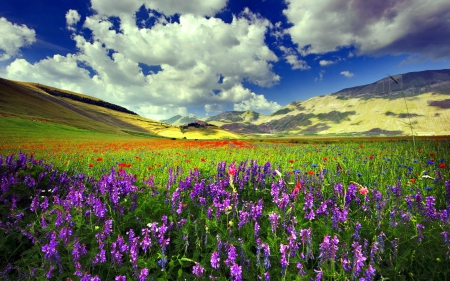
[66,10,81,31]
[0,17,36,61]
[319,60,335,66]
[233,93,281,113]
[2,3,281,121]
[340,71,354,78]
[279,46,309,70]
[283,0,450,59]
[205,103,225,113]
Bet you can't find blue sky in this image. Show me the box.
[1,0,449,120]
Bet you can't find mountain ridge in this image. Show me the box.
[163,69,450,136]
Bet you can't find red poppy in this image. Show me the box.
[359,187,369,196]
[307,170,315,175]
[186,160,190,163]
[439,163,446,168]
[201,158,206,162]
[410,179,415,183]
[323,157,328,162]
[430,153,435,158]
[289,160,294,163]
[369,155,374,159]
[88,163,93,168]
[360,145,364,148]
[96,157,103,161]
[148,167,152,171]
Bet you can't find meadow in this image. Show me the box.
[0,135,449,280]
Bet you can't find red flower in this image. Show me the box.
[359,187,369,196]
[439,163,446,168]
[148,167,152,171]
[369,155,374,159]
[228,164,237,176]
[323,157,328,162]
[307,170,315,175]
[430,153,435,158]
[410,179,415,183]
[360,145,364,148]
[201,158,206,162]
[289,160,294,163]
[88,163,93,168]
[96,157,103,161]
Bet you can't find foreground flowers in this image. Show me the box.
[1,144,449,280]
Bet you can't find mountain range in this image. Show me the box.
[1,69,449,139]
[163,69,450,136]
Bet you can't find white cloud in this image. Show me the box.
[319,60,336,66]
[90,0,228,17]
[132,104,188,121]
[66,10,81,31]
[0,17,36,61]
[233,93,281,113]
[279,46,310,70]
[205,103,225,113]
[283,0,450,59]
[340,71,354,78]
[315,70,324,82]
[2,5,281,121]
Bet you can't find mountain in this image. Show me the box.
[165,69,450,136]
[0,78,241,139]
[162,114,201,126]
[333,69,450,98]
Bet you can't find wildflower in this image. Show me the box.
[230,263,242,281]
[211,251,220,269]
[351,241,366,278]
[96,158,103,161]
[228,163,237,176]
[192,263,204,278]
[289,160,294,163]
[226,245,237,266]
[417,224,425,242]
[359,187,369,196]
[440,163,446,168]
[138,268,148,281]
[410,178,415,183]
[115,276,126,281]
[369,154,374,159]
[307,170,315,175]
[89,163,94,168]
[352,222,361,241]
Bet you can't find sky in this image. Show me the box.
[1,0,449,121]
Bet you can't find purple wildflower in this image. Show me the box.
[268,212,280,234]
[192,262,204,278]
[297,262,306,276]
[352,222,361,241]
[230,263,242,281]
[351,241,366,278]
[115,276,126,281]
[211,251,220,269]
[280,244,289,276]
[138,268,148,281]
[226,245,237,266]
[417,223,425,242]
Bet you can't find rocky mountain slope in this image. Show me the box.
[163,69,450,136]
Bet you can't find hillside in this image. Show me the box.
[165,69,450,136]
[0,78,241,139]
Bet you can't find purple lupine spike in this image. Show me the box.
[352,222,361,241]
[226,244,237,266]
[351,241,366,278]
[211,251,220,269]
[230,263,242,281]
[417,223,425,242]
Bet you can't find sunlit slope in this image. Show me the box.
[0,78,122,134]
[0,78,241,139]
[267,93,450,135]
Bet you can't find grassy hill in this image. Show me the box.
[0,78,241,140]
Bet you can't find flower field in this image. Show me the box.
[1,137,449,280]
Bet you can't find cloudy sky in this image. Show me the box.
[1,0,449,120]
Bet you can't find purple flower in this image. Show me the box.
[41,231,60,263]
[417,223,425,242]
[319,235,339,265]
[268,212,280,234]
[352,222,361,241]
[103,219,113,236]
[226,245,237,266]
[254,221,260,237]
[297,262,306,276]
[138,268,149,281]
[211,251,220,269]
[115,276,126,281]
[238,211,249,229]
[351,241,366,278]
[192,263,204,278]
[364,264,376,280]
[261,243,271,270]
[280,244,289,275]
[264,271,270,281]
[230,263,242,281]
